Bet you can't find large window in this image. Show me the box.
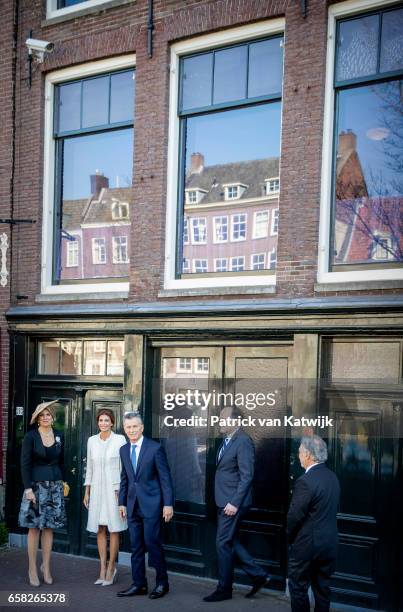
[175,32,283,280]
[53,68,134,285]
[330,5,402,271]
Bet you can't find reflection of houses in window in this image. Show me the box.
[61,173,132,281]
[177,357,192,372]
[185,188,207,205]
[182,153,279,275]
[334,130,403,266]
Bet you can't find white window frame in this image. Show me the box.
[231,213,247,242]
[92,238,107,265]
[196,357,209,373]
[111,201,129,220]
[41,55,135,296]
[214,258,228,272]
[318,0,403,284]
[230,256,245,272]
[213,216,229,243]
[112,236,129,264]
[265,177,280,195]
[46,0,117,20]
[192,259,208,273]
[66,239,79,267]
[182,258,190,273]
[268,248,277,270]
[190,217,207,244]
[164,20,284,291]
[177,357,192,373]
[253,210,269,239]
[251,253,266,270]
[271,208,279,236]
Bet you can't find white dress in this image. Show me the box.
[84,431,127,533]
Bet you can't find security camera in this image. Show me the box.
[26,38,54,63]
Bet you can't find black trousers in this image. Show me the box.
[127,501,168,588]
[216,506,266,592]
[288,554,335,612]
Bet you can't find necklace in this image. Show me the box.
[39,428,53,438]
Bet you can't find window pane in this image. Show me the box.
[180,103,281,275]
[60,340,82,375]
[84,341,106,375]
[110,71,135,123]
[328,341,401,381]
[332,82,403,267]
[181,53,213,111]
[213,45,247,104]
[82,76,109,128]
[107,340,124,376]
[248,38,283,98]
[57,82,81,133]
[57,128,133,282]
[160,357,209,504]
[38,341,60,374]
[380,8,403,73]
[336,15,379,82]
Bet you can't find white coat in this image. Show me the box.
[84,431,127,533]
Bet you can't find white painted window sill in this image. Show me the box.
[43,0,135,25]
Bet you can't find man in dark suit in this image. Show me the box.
[287,435,340,612]
[203,406,269,602]
[117,412,174,600]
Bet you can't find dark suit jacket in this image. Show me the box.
[215,429,254,509]
[21,429,65,489]
[119,437,174,519]
[287,463,340,562]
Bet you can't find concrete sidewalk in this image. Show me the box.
[0,546,290,612]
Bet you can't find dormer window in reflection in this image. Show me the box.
[111,200,129,220]
[223,183,247,201]
[265,177,280,195]
[185,188,207,205]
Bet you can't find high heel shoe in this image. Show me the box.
[102,568,117,586]
[40,564,53,585]
[94,578,105,585]
[28,571,40,588]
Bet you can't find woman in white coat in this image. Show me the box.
[83,409,127,585]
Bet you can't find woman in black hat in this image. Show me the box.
[18,400,67,587]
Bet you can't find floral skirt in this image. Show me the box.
[18,481,66,530]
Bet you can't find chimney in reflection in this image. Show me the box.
[189,152,204,174]
[338,129,357,156]
[90,170,109,197]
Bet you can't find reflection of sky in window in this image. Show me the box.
[185,103,281,168]
[338,82,402,197]
[62,128,133,200]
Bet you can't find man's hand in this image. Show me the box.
[163,506,174,522]
[223,503,238,516]
[119,505,127,519]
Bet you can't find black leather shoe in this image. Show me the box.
[203,589,232,602]
[149,584,169,599]
[245,575,271,598]
[116,583,148,597]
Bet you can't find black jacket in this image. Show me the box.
[287,463,340,562]
[214,429,254,509]
[21,429,65,489]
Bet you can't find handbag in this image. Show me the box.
[63,482,70,497]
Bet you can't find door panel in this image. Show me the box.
[28,387,81,555]
[157,347,222,577]
[225,345,292,590]
[80,389,124,558]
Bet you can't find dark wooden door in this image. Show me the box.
[154,347,223,578]
[28,386,82,555]
[324,390,403,611]
[79,388,124,557]
[225,345,293,591]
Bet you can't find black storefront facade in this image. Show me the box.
[5,297,403,612]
